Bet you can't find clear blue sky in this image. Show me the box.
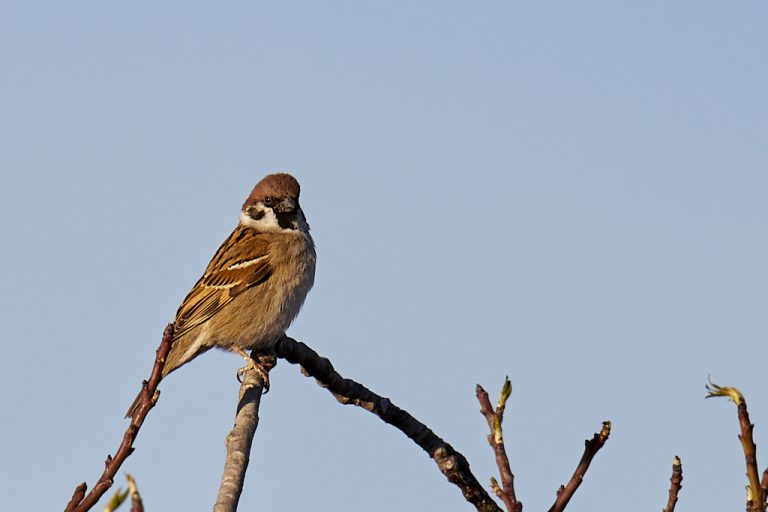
[1,2,767,511]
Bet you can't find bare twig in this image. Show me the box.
[64,323,175,512]
[64,483,87,512]
[761,468,768,506]
[706,377,765,512]
[547,421,611,512]
[274,335,502,512]
[477,378,521,512]
[126,474,144,512]
[662,456,683,512]
[213,352,276,512]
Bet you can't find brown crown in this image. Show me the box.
[243,173,301,209]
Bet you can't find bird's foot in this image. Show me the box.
[234,348,271,393]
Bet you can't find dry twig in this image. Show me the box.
[662,456,683,512]
[64,324,175,512]
[274,335,502,512]
[547,421,611,512]
[213,352,275,512]
[706,377,765,512]
[476,377,521,512]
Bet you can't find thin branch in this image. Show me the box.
[662,456,683,512]
[64,483,87,512]
[126,474,144,512]
[64,323,175,512]
[547,421,611,512]
[740,400,765,512]
[477,378,521,512]
[761,468,768,506]
[274,335,502,512]
[706,378,765,512]
[213,352,276,512]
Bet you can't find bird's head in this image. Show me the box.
[240,173,309,232]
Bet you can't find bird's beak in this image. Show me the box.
[276,197,297,213]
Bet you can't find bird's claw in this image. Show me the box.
[236,360,270,393]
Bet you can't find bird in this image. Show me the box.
[126,173,316,418]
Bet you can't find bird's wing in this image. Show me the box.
[173,226,272,339]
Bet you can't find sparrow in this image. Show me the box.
[126,173,315,417]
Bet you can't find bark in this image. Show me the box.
[213,353,276,512]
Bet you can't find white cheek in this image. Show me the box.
[239,209,281,230]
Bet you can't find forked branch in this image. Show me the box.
[476,377,521,512]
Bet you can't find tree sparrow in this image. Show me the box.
[126,173,315,417]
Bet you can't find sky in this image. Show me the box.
[1,2,767,511]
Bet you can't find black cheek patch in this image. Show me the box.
[275,211,297,230]
[248,208,266,221]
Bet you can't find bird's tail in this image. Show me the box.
[124,338,212,419]
[124,365,173,419]
[124,389,144,419]
[124,355,178,419]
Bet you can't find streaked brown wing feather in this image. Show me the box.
[173,226,273,339]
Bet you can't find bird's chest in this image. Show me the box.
[269,234,316,319]
[220,234,315,349]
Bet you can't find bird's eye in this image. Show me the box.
[263,196,273,206]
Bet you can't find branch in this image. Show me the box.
[662,456,683,512]
[706,378,765,512]
[213,352,276,512]
[274,335,502,512]
[547,421,611,512]
[64,483,86,512]
[64,324,175,512]
[477,378,521,512]
[126,474,144,512]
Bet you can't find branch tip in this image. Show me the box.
[477,378,520,512]
[126,473,144,512]
[547,420,611,512]
[705,375,744,405]
[706,378,763,511]
[498,377,512,410]
[662,455,683,512]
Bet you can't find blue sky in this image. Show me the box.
[1,2,767,511]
